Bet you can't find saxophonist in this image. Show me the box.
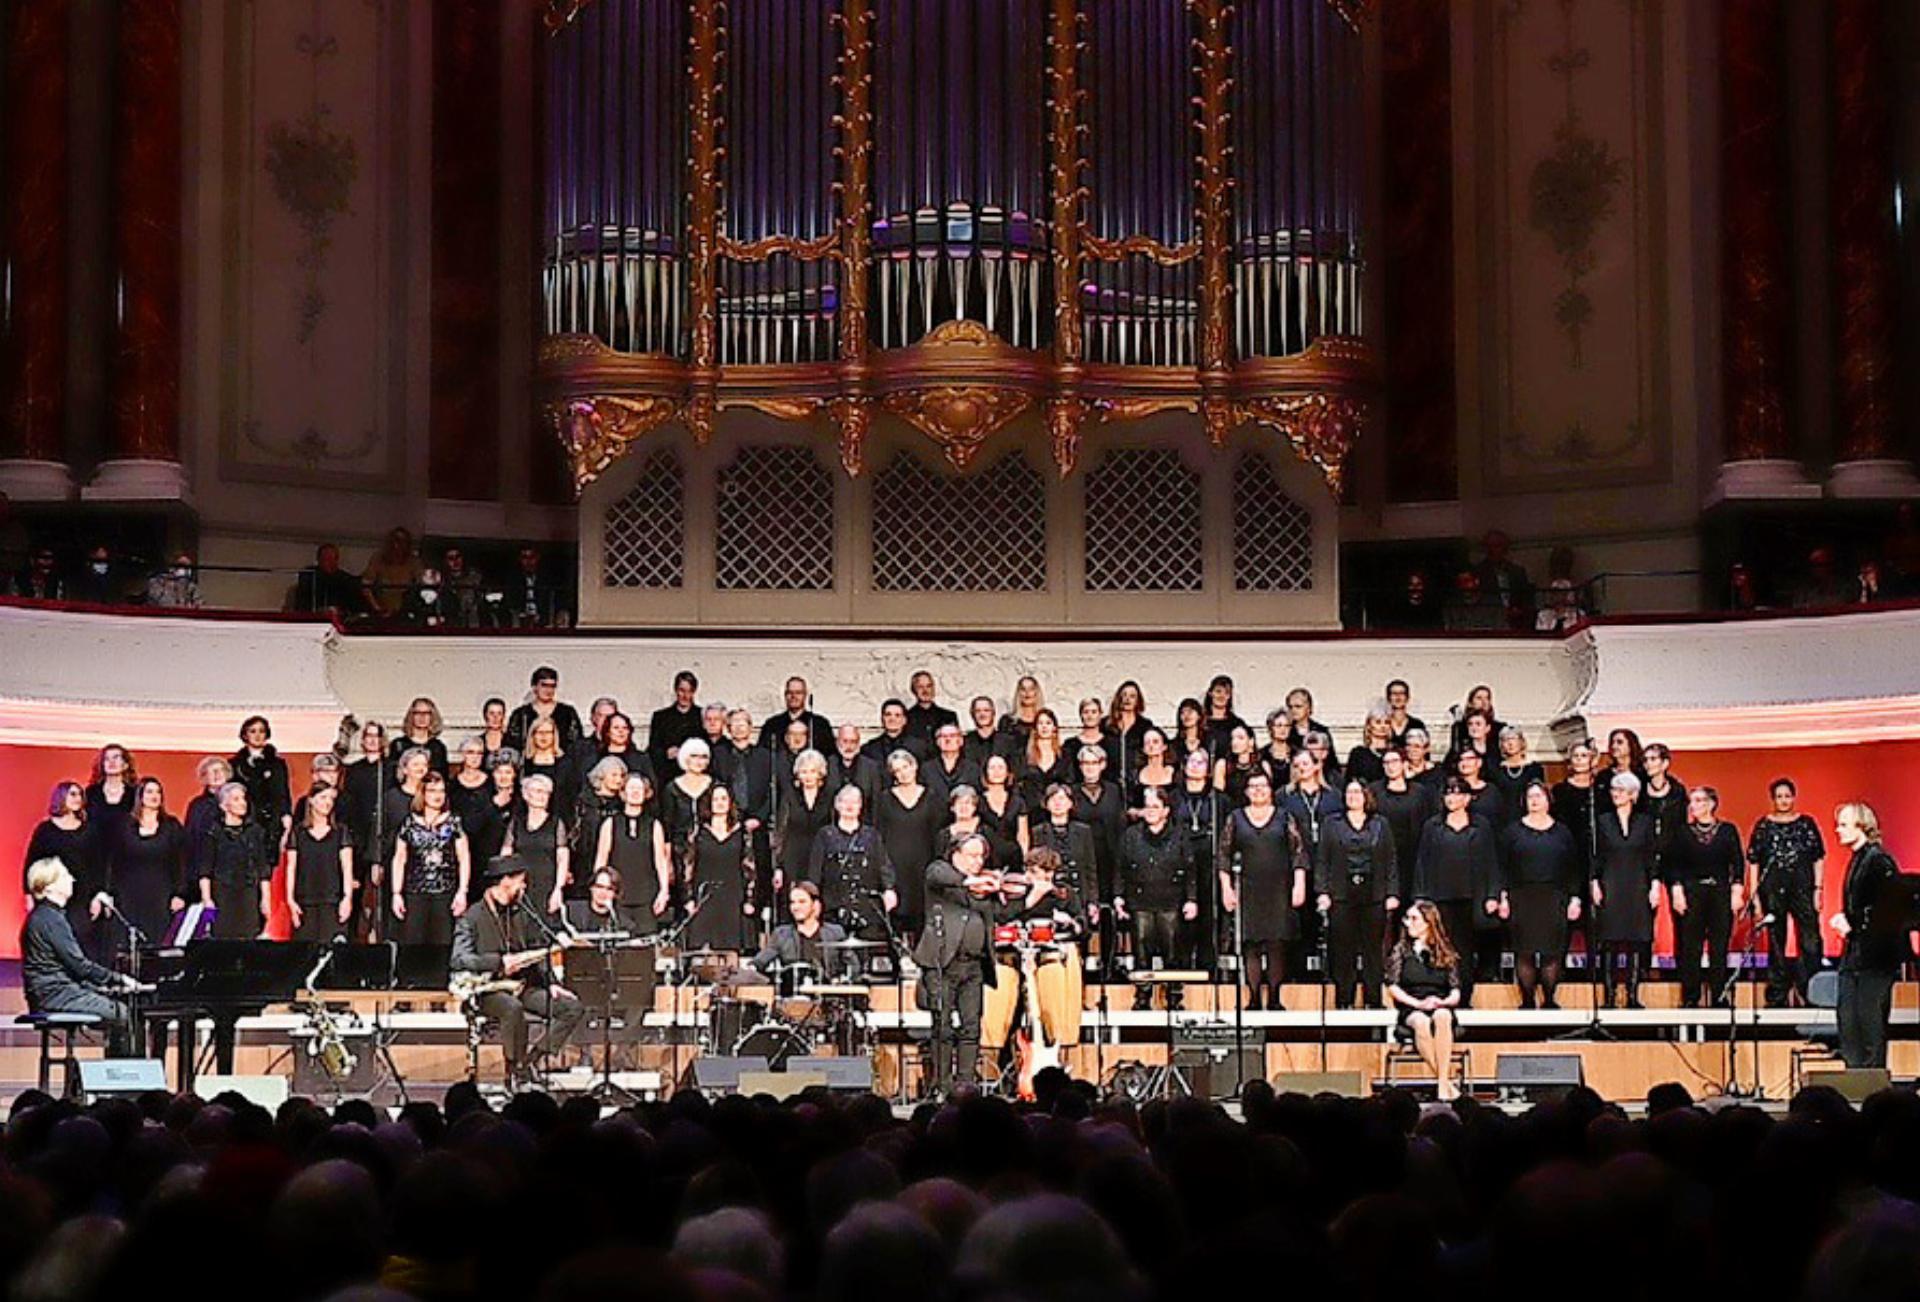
[451,855,585,1089]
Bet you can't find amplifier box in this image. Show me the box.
[1494,1053,1585,1099]
[1270,1070,1368,1098]
[787,1056,874,1091]
[681,1056,770,1094]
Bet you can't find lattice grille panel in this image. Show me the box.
[1232,454,1314,591]
[602,450,685,589]
[715,445,837,590]
[1083,448,1203,592]
[871,453,1048,591]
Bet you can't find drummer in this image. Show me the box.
[751,880,858,983]
[981,847,1086,1063]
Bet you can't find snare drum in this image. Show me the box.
[993,924,1021,948]
[1025,921,1055,945]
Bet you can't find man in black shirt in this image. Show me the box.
[923,723,982,805]
[296,543,371,617]
[860,699,931,765]
[962,696,1011,771]
[647,670,704,782]
[757,676,834,754]
[22,859,135,1055]
[826,725,885,811]
[752,880,856,980]
[912,834,1001,1094]
[904,671,960,743]
[506,666,586,754]
[452,856,586,1088]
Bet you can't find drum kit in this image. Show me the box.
[703,937,888,1071]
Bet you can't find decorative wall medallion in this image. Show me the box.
[882,386,1032,471]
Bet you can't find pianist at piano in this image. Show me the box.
[21,859,140,1055]
[449,854,586,1089]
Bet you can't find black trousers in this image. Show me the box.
[1837,966,1896,1069]
[477,986,586,1068]
[917,961,985,1093]
[1327,900,1386,1009]
[1131,907,1184,1007]
[39,987,132,1058]
[1673,885,1732,1007]
[396,893,455,947]
[1761,880,1823,1006]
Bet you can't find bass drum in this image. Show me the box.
[733,1021,813,1069]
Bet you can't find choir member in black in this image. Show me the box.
[758,676,835,754]
[1372,750,1437,924]
[1489,727,1545,825]
[288,752,348,838]
[1015,709,1072,807]
[572,755,629,880]
[913,833,1001,1094]
[1452,748,1506,828]
[1170,698,1211,771]
[717,708,774,910]
[385,747,432,869]
[874,751,941,938]
[1216,725,1264,807]
[185,756,233,862]
[1314,780,1399,1009]
[779,751,834,893]
[480,697,511,762]
[199,782,274,940]
[1639,744,1688,890]
[1499,781,1583,1009]
[467,750,521,879]
[1071,747,1126,904]
[1128,729,1179,812]
[1551,739,1602,877]
[1590,772,1659,1008]
[686,785,756,951]
[978,754,1031,858]
[1073,697,1111,769]
[449,735,495,829]
[595,773,671,932]
[1384,679,1427,748]
[1385,902,1465,1100]
[1412,778,1500,1001]
[646,669,703,782]
[1280,750,1342,871]
[1452,708,1496,774]
[964,695,1011,770]
[22,860,137,1056]
[807,785,898,944]
[1282,687,1335,755]
[23,783,104,956]
[936,785,1015,872]
[106,777,188,951]
[503,773,569,917]
[662,738,715,906]
[1115,788,1197,1009]
[1747,777,1826,1007]
[1345,707,1395,786]
[1218,771,1307,1009]
[998,675,1045,747]
[905,670,960,743]
[451,856,586,1090]
[1604,727,1646,785]
[85,743,137,828]
[521,717,579,828]
[1403,728,1443,790]
[1174,750,1228,969]
[859,699,930,766]
[1030,783,1102,936]
[1303,730,1345,788]
[774,718,812,796]
[1260,710,1295,788]
[585,696,620,745]
[1830,802,1910,1068]
[342,721,389,848]
[699,704,730,762]
[1102,681,1153,778]
[506,665,586,755]
[826,725,885,813]
[924,722,981,805]
[232,715,293,834]
[1201,674,1248,758]
[285,783,355,942]
[1667,786,1745,1008]
[753,880,855,980]
[594,711,652,789]
[387,698,450,776]
[1447,685,1500,758]
[389,773,471,946]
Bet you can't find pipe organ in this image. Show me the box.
[540,0,1374,495]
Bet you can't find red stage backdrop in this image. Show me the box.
[3,738,1916,961]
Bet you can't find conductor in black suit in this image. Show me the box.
[912,833,1001,1094]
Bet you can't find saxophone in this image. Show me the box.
[299,949,359,1083]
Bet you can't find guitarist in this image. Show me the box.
[452,855,586,1089]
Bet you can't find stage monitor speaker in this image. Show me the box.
[1494,1054,1585,1100]
[1173,1048,1267,1100]
[76,1059,167,1100]
[1271,1070,1367,1098]
[195,1074,292,1110]
[739,1070,827,1100]
[681,1056,770,1094]
[788,1056,874,1092]
[1813,1067,1892,1102]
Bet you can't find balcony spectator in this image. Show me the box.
[362,526,422,616]
[70,544,120,605]
[1442,570,1504,631]
[441,546,489,627]
[10,544,65,601]
[296,543,372,618]
[145,553,202,609]
[1791,545,1848,609]
[504,545,562,627]
[1394,569,1442,630]
[1472,529,1535,621]
[403,568,449,627]
[1851,559,1884,606]
[1534,579,1587,632]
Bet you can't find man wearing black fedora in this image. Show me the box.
[452,854,586,1089]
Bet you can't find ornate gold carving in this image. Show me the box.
[1081,232,1201,265]
[1046,395,1092,478]
[722,396,826,422]
[538,333,619,367]
[686,0,723,424]
[833,0,874,365]
[1096,396,1200,424]
[915,319,1001,350]
[555,395,678,492]
[1047,0,1084,368]
[717,230,839,263]
[684,390,717,446]
[1202,396,1241,447]
[1193,0,1234,383]
[1236,392,1366,495]
[882,386,1033,471]
[829,396,872,477]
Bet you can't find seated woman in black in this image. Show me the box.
[1385,900,1465,1100]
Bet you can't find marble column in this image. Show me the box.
[0,0,75,499]
[89,0,186,500]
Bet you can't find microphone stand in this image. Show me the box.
[1317,902,1331,1072]
[1721,901,1769,1099]
[103,900,150,1053]
[866,887,910,1103]
[1230,850,1247,1094]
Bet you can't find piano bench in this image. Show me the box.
[16,1012,104,1098]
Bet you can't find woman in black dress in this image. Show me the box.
[106,777,188,952]
[1215,724,1263,807]
[1314,780,1399,1010]
[24,782,100,924]
[1447,685,1500,758]
[1668,786,1745,1009]
[467,750,522,882]
[504,772,570,917]
[1403,728,1442,789]
[1302,730,1344,789]
[876,751,941,937]
[1260,709,1295,789]
[1604,727,1646,785]
[232,716,294,835]
[1102,680,1152,778]
[687,785,755,951]
[936,785,1016,872]
[1218,770,1306,1009]
[85,743,137,829]
[389,773,471,946]
[286,783,355,942]
[1591,772,1659,1008]
[480,697,511,763]
[1170,698,1211,772]
[1128,729,1178,812]
[198,782,274,940]
[184,756,233,860]
[1639,743,1688,893]
[597,772,671,931]
[1411,777,1501,1002]
[1344,706,1395,786]
[449,735,495,830]
[1385,901,1465,1100]
[1073,697,1112,769]
[998,675,1045,747]
[1030,782,1101,930]
[778,750,834,892]
[978,754,1031,857]
[387,697,451,776]
[1016,709,1073,808]
[521,717,578,826]
[1201,674,1248,758]
[1489,728,1545,825]
[1372,749,1437,926]
[1498,781,1583,1009]
[1175,749,1228,969]
[663,738,716,893]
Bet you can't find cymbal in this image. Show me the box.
[821,937,888,949]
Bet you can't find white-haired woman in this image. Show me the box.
[503,771,569,917]
[665,737,716,908]
[199,782,274,940]
[1590,771,1660,1008]
[777,748,833,893]
[1345,703,1396,786]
